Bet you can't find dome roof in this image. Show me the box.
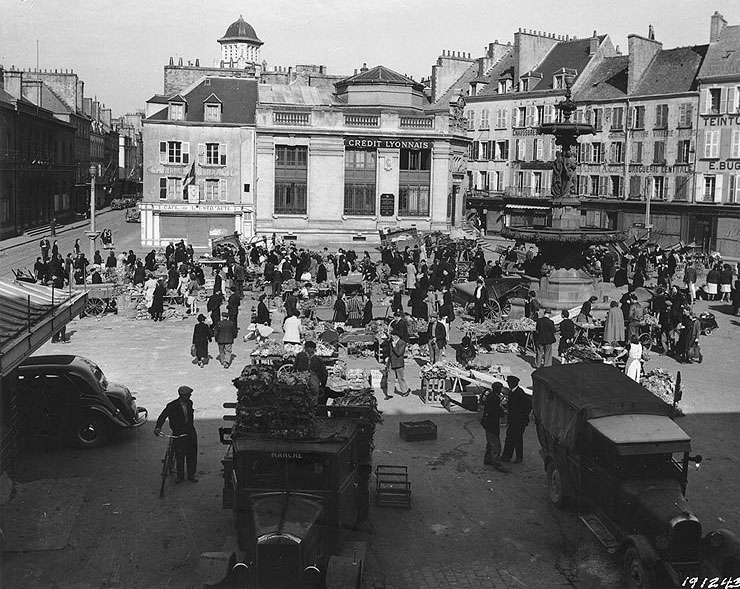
[219,15,263,46]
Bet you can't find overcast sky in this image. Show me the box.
[0,0,736,115]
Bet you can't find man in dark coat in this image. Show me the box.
[145,250,157,272]
[207,291,223,327]
[192,314,211,367]
[214,316,237,368]
[40,237,51,262]
[226,289,240,330]
[473,277,487,323]
[481,382,510,473]
[256,294,270,325]
[558,310,576,357]
[389,309,409,343]
[105,251,117,269]
[426,313,447,364]
[501,375,532,463]
[535,310,556,368]
[284,288,298,319]
[154,386,198,482]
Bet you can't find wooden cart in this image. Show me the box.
[74,282,117,316]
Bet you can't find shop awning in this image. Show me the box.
[0,280,87,377]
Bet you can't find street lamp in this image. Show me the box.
[87,164,99,266]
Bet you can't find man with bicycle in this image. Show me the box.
[154,386,198,483]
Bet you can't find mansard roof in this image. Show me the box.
[632,45,708,96]
[529,35,607,91]
[336,65,424,91]
[575,55,629,102]
[698,24,740,80]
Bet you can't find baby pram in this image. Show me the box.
[698,312,718,336]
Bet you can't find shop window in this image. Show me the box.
[398,185,429,216]
[344,149,376,216]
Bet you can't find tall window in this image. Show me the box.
[593,108,603,131]
[629,176,642,199]
[274,145,308,214]
[159,177,181,200]
[514,107,526,128]
[480,109,490,129]
[399,149,430,216]
[516,139,526,161]
[704,130,719,158]
[630,106,646,129]
[731,129,740,159]
[703,176,716,202]
[631,142,643,163]
[611,141,624,163]
[678,104,694,128]
[677,140,692,164]
[589,176,600,197]
[532,172,543,196]
[159,141,189,164]
[534,138,543,161]
[653,176,665,200]
[708,88,721,114]
[204,178,225,201]
[495,140,509,160]
[675,176,690,201]
[611,107,624,130]
[200,142,227,166]
[591,142,603,164]
[610,176,623,198]
[466,111,475,131]
[654,104,669,129]
[653,141,665,164]
[730,175,740,204]
[344,149,376,216]
[495,108,507,128]
[535,105,545,126]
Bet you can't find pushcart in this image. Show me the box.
[74,282,117,316]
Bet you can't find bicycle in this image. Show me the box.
[157,432,187,498]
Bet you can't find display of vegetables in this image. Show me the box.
[640,368,682,412]
[420,362,448,380]
[251,339,285,357]
[563,344,604,363]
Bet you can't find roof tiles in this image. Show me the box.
[698,24,740,79]
[632,45,708,96]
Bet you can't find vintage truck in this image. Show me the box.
[532,364,740,589]
[200,405,372,589]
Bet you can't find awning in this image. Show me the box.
[505,204,551,211]
[0,280,87,377]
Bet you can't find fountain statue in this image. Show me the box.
[501,78,626,310]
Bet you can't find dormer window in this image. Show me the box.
[521,79,529,92]
[497,79,511,94]
[203,93,223,123]
[169,102,185,121]
[553,68,577,90]
[519,71,543,93]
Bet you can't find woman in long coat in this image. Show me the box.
[150,279,166,321]
[192,314,211,367]
[603,300,625,343]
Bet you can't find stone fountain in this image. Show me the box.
[502,80,626,310]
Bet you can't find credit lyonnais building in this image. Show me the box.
[142,17,469,249]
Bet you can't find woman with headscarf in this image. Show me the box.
[150,279,166,321]
[603,300,625,344]
[192,314,211,367]
[332,292,347,328]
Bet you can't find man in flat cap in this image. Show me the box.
[154,386,199,482]
[501,375,532,464]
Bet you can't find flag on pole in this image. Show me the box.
[182,161,196,201]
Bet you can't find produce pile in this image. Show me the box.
[232,365,316,439]
[460,317,535,338]
[407,343,429,359]
[331,388,382,464]
[489,343,524,354]
[420,362,448,380]
[131,295,187,321]
[251,339,284,357]
[327,366,369,391]
[406,317,428,335]
[639,314,660,327]
[562,344,604,363]
[640,368,682,412]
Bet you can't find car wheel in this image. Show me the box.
[624,546,656,589]
[546,462,568,508]
[71,413,108,448]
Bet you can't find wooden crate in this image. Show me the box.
[422,378,446,403]
[399,420,437,442]
[375,464,411,509]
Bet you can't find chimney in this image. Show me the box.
[648,24,655,40]
[589,31,599,56]
[195,59,199,66]
[710,11,727,42]
[627,33,662,94]
[21,79,43,106]
[360,62,368,73]
[3,68,22,99]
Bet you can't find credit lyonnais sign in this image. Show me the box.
[345,137,432,149]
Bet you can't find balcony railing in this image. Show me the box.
[400,116,434,129]
[344,114,379,127]
[273,112,311,126]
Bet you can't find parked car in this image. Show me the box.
[15,355,147,448]
[110,198,128,210]
[532,364,740,588]
[125,207,140,223]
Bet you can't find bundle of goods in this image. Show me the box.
[575,320,603,330]
[283,343,303,357]
[406,317,428,336]
[420,362,448,380]
[562,344,604,363]
[407,343,429,359]
[495,317,536,332]
[640,369,682,413]
[639,313,660,327]
[131,296,187,321]
[315,341,337,358]
[232,365,316,439]
[251,339,284,357]
[327,368,369,392]
[490,343,523,354]
[366,320,389,340]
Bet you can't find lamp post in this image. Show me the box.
[88,164,97,265]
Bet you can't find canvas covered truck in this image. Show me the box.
[532,364,740,589]
[200,366,375,589]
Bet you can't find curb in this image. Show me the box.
[0,209,118,254]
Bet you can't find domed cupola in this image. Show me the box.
[218,15,263,66]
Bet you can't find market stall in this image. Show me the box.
[460,317,536,355]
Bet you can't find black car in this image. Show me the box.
[15,355,147,448]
